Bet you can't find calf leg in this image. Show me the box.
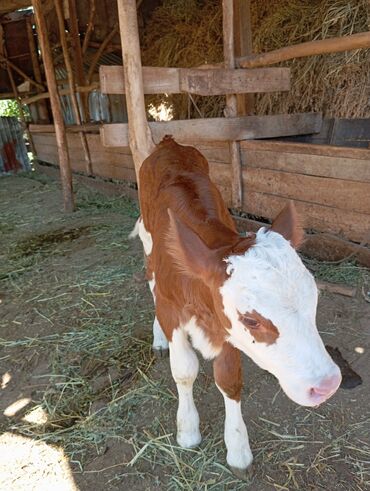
[148,277,169,355]
[169,328,201,448]
[213,342,253,477]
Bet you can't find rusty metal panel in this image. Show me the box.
[0,116,30,174]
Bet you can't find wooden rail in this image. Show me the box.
[239,31,370,68]
[99,66,290,95]
[100,113,322,146]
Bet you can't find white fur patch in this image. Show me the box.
[136,218,153,256]
[217,385,253,470]
[169,328,201,448]
[183,316,221,360]
[153,316,169,350]
[219,228,340,407]
[148,274,169,350]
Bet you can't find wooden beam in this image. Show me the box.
[0,53,44,91]
[32,0,74,213]
[5,53,37,156]
[26,17,49,123]
[233,0,254,115]
[22,83,99,105]
[68,0,88,121]
[223,0,242,208]
[117,0,154,179]
[100,65,290,95]
[0,0,30,14]
[54,0,92,175]
[87,24,118,84]
[101,112,322,147]
[239,31,370,68]
[82,0,96,54]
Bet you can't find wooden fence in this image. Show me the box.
[31,128,370,265]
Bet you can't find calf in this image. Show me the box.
[132,136,341,477]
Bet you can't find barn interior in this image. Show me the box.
[0,1,369,490]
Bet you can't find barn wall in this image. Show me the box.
[30,129,370,246]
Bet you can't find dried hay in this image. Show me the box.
[141,0,370,118]
[141,0,225,119]
[253,0,370,118]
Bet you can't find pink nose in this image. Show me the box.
[310,373,341,399]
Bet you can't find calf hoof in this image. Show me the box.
[152,347,169,359]
[230,463,254,481]
[177,430,202,449]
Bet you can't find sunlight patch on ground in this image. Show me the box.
[0,433,78,491]
[1,371,11,389]
[3,397,31,417]
[22,405,48,425]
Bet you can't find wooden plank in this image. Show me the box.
[242,191,368,242]
[100,65,290,95]
[100,66,180,95]
[302,233,370,268]
[241,140,370,160]
[30,124,100,133]
[316,280,356,298]
[179,67,290,96]
[101,112,322,146]
[241,149,370,182]
[243,167,370,214]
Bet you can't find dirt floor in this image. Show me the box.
[0,171,369,491]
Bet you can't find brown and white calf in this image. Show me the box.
[131,136,341,475]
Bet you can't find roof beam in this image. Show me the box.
[0,1,31,14]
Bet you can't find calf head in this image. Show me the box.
[167,203,341,407]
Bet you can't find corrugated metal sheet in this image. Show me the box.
[54,49,128,125]
[0,117,30,174]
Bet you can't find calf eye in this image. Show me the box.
[240,315,260,329]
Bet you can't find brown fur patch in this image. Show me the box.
[139,137,254,350]
[213,342,242,401]
[238,310,280,345]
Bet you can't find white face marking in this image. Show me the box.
[183,316,222,360]
[216,385,253,470]
[220,228,341,407]
[169,329,201,448]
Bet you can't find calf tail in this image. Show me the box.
[129,217,141,239]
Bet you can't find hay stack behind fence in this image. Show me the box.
[141,0,370,119]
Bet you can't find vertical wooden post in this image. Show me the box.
[6,60,37,156]
[26,17,49,123]
[68,0,88,121]
[32,0,74,213]
[233,0,254,115]
[117,0,154,181]
[223,0,243,209]
[54,0,92,175]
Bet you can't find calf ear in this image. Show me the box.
[270,201,304,249]
[166,209,224,282]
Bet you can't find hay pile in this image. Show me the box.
[141,0,370,118]
[253,0,370,118]
[141,0,225,119]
